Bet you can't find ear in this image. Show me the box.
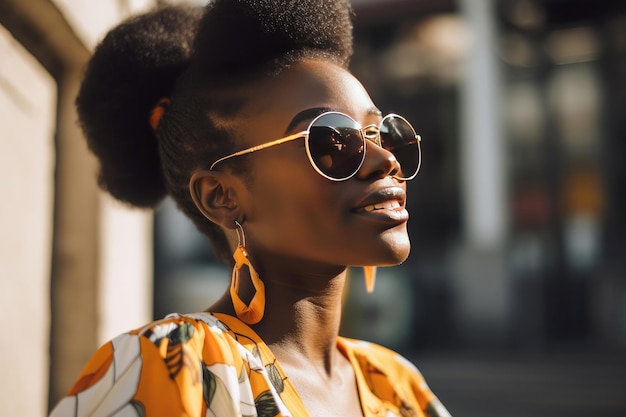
[189,170,242,228]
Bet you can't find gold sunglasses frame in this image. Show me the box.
[209,111,422,181]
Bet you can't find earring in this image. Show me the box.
[364,266,376,293]
[230,221,265,324]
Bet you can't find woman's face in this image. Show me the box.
[229,60,411,271]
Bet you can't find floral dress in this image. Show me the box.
[50,312,451,417]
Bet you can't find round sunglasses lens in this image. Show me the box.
[380,115,419,179]
[308,114,364,179]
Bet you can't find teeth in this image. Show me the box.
[363,200,401,212]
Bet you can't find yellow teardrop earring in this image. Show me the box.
[230,221,265,324]
[364,266,377,293]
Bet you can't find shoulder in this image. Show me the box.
[50,312,254,417]
[131,311,231,345]
[98,312,245,377]
[339,337,452,417]
[339,337,423,379]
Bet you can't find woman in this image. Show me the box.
[50,1,451,416]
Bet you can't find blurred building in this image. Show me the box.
[348,0,626,352]
[1,0,625,415]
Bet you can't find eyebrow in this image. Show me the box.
[285,107,334,134]
[285,106,383,134]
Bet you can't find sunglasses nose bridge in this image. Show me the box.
[361,124,381,147]
[358,137,401,180]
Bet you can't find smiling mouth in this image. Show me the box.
[360,200,402,212]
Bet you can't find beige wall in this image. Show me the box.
[0,24,56,417]
[0,0,156,414]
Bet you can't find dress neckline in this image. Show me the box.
[211,312,384,417]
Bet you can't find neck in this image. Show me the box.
[260,268,347,370]
[213,261,349,376]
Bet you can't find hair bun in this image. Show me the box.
[76,5,203,207]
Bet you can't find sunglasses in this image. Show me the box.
[209,111,422,181]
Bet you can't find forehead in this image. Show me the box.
[237,60,376,141]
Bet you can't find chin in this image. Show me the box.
[389,244,411,265]
[373,233,411,266]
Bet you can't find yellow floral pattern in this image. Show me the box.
[50,312,451,417]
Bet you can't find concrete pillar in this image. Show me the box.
[98,195,153,344]
[48,67,102,406]
[453,0,511,347]
[459,0,507,249]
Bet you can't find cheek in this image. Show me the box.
[245,160,339,248]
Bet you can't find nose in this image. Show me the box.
[356,139,401,180]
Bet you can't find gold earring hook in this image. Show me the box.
[234,220,246,247]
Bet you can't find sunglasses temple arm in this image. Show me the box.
[210,131,308,170]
